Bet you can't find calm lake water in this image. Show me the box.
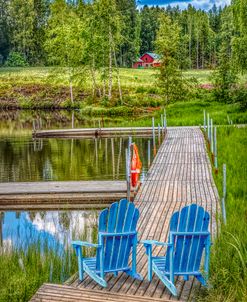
[0,110,155,182]
[0,110,160,253]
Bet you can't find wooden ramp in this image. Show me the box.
[31,127,219,301]
[0,181,126,210]
[33,127,162,138]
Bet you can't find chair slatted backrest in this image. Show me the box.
[96,199,139,271]
[165,204,210,273]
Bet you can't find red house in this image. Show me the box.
[133,52,161,68]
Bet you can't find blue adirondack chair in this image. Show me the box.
[142,204,211,296]
[72,199,143,287]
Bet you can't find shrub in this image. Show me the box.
[5,52,28,67]
[231,85,247,111]
[135,87,146,93]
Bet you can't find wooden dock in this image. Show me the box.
[33,127,162,138]
[31,127,219,301]
[0,181,126,210]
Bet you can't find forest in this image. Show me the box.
[0,0,247,110]
[1,0,247,70]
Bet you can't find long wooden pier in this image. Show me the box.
[33,127,161,138]
[0,181,126,210]
[31,127,219,301]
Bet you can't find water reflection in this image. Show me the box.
[0,135,153,182]
[0,210,98,252]
[0,109,155,182]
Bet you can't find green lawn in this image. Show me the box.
[0,66,213,88]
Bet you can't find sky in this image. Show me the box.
[137,0,231,11]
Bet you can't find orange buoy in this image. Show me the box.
[131,143,142,188]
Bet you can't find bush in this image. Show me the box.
[231,85,247,111]
[5,52,28,67]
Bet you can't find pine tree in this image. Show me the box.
[33,0,50,65]
[212,7,237,103]
[8,0,36,63]
[0,0,10,64]
[232,0,247,72]
[140,6,160,54]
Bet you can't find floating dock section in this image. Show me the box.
[0,181,126,210]
[33,127,161,138]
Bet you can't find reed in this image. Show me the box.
[0,217,98,301]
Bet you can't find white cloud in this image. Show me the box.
[138,0,231,10]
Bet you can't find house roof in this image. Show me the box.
[142,52,161,60]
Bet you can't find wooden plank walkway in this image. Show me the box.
[33,127,161,138]
[0,181,126,210]
[31,127,219,301]
[31,284,170,302]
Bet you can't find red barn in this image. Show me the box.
[133,52,161,68]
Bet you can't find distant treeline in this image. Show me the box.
[0,0,246,71]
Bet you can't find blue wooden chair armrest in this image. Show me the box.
[141,240,173,282]
[71,240,101,248]
[99,231,136,237]
[141,240,172,247]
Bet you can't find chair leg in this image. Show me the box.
[129,236,143,280]
[145,245,152,281]
[76,246,84,281]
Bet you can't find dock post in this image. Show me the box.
[148,140,151,167]
[125,148,129,198]
[214,126,218,172]
[161,114,164,134]
[152,117,155,147]
[210,119,214,154]
[203,110,206,132]
[207,113,210,142]
[222,164,227,224]
[158,123,161,145]
[164,109,167,133]
[127,136,132,201]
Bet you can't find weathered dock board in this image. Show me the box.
[31,127,219,301]
[0,181,126,210]
[31,283,170,302]
[33,127,162,138]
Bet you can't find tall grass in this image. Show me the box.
[0,241,76,301]
[0,214,98,301]
[198,127,247,301]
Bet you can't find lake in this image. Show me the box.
[0,110,160,253]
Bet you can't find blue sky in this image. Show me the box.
[137,0,231,10]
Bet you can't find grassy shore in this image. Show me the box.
[197,126,247,302]
[0,67,246,125]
